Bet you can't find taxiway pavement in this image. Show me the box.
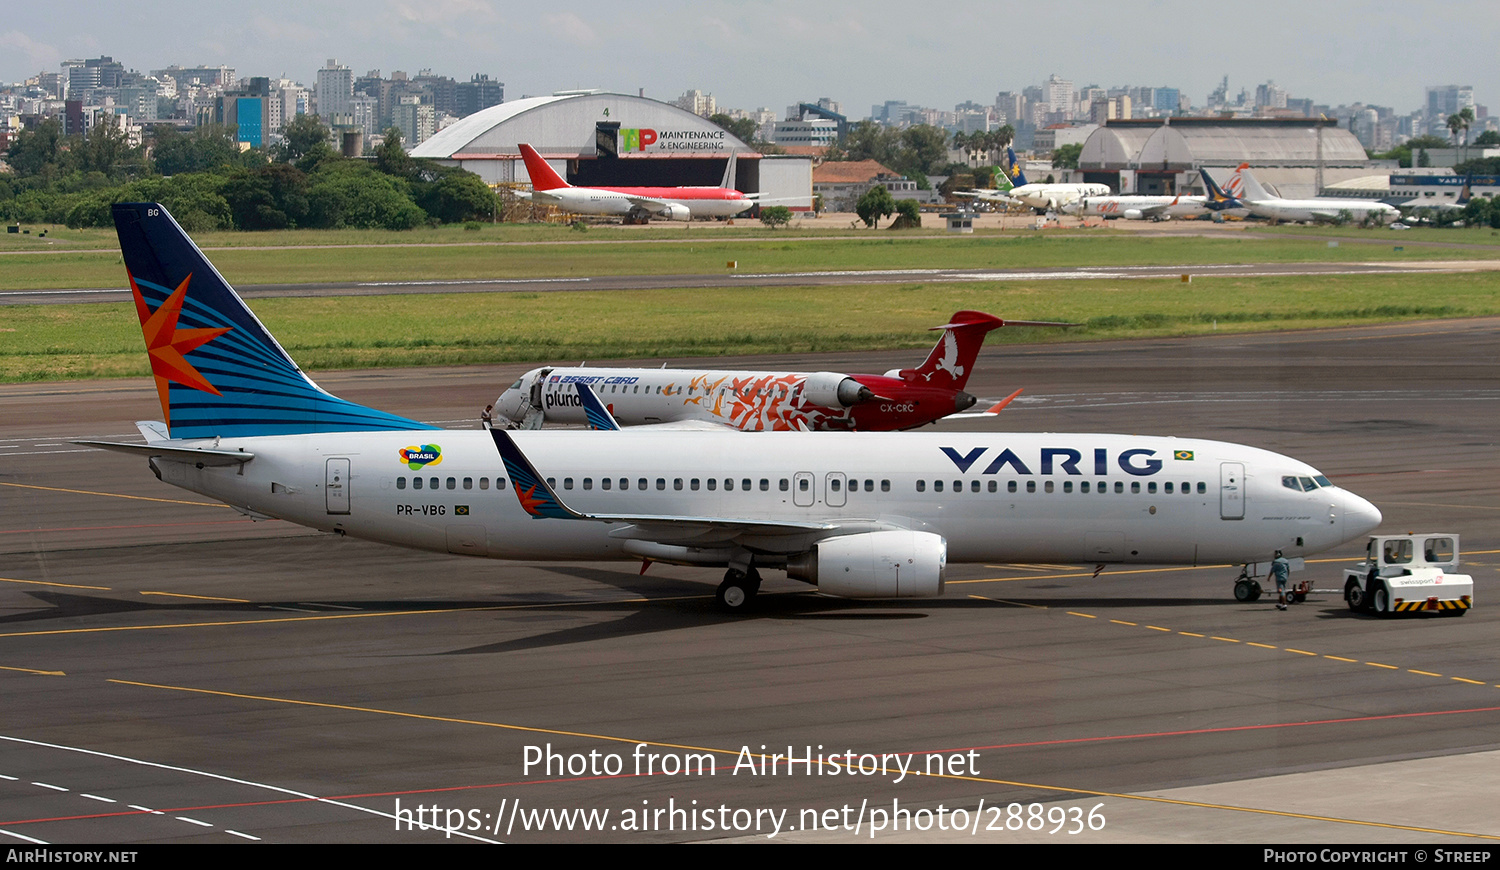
[1,318,1496,843]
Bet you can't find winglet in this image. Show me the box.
[518,143,571,191]
[575,383,621,431]
[984,388,1025,414]
[489,429,583,520]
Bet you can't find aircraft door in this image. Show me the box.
[1220,462,1244,520]
[825,472,846,508]
[326,458,350,515]
[528,368,552,410]
[522,368,551,429]
[793,472,815,507]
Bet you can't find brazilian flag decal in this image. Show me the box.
[1174,450,1195,461]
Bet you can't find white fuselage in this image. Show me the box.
[1009,183,1111,211]
[530,187,753,220]
[497,367,862,431]
[151,429,1381,568]
[1066,195,1214,220]
[1242,197,1400,224]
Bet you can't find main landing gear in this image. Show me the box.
[715,567,761,612]
[1233,567,1263,602]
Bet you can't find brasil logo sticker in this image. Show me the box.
[400,444,443,470]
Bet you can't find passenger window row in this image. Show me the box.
[396,475,1209,498]
[916,479,1208,494]
[550,477,893,493]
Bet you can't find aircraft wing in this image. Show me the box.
[957,189,1019,205]
[491,429,843,543]
[624,196,673,210]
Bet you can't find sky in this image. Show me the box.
[4,0,1497,117]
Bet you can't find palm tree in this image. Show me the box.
[1448,107,1475,162]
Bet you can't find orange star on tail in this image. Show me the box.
[516,483,548,517]
[129,271,232,429]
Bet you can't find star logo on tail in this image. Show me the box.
[515,483,549,517]
[130,271,232,429]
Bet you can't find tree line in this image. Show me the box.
[2,115,498,231]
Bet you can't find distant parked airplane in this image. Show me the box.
[514,143,755,222]
[1204,167,1399,225]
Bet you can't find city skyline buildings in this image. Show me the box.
[3,0,1497,127]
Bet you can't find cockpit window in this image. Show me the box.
[1298,476,1316,491]
[1313,475,1332,488]
[508,379,523,390]
[1282,476,1304,491]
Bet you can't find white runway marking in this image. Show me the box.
[0,733,500,843]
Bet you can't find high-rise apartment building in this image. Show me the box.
[315,59,352,120]
[455,74,503,117]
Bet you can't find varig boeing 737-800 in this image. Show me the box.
[80,203,1383,611]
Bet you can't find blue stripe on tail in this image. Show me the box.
[113,203,435,438]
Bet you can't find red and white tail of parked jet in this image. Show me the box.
[516,143,756,222]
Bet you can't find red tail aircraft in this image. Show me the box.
[494,312,1071,431]
[515,143,755,222]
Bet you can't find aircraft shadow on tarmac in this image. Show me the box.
[5,576,1358,659]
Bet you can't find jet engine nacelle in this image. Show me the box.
[657,203,691,221]
[1123,209,1144,221]
[801,372,874,408]
[786,530,946,598]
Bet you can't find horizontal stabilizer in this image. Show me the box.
[73,440,255,466]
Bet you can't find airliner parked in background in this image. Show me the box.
[493,312,1064,431]
[514,143,755,222]
[1063,194,1212,221]
[81,203,1383,612]
[962,148,1109,212]
[1203,167,1400,225]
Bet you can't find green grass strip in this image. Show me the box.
[3,271,1495,383]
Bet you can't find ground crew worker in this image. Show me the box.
[481,404,494,430]
[1268,550,1291,610]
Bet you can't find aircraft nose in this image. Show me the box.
[1342,491,1382,539]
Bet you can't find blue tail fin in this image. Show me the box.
[1198,168,1243,210]
[112,202,434,439]
[1005,147,1029,186]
